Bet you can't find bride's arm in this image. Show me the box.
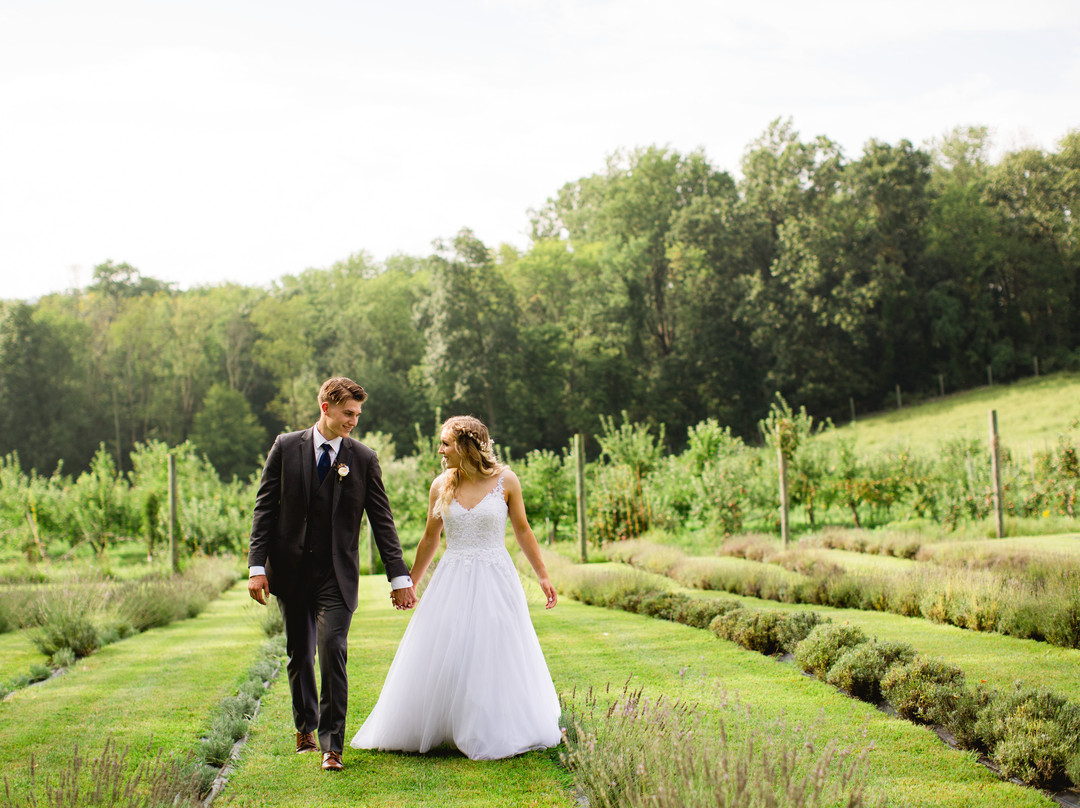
[410,476,445,585]
[504,470,557,609]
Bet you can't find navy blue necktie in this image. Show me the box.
[318,444,332,482]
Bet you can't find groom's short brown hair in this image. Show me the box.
[318,377,368,407]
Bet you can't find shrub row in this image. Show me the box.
[0,558,240,668]
[551,548,1080,793]
[709,607,827,656]
[586,413,1080,539]
[0,559,239,705]
[610,539,1080,650]
[559,565,741,632]
[192,632,286,797]
[757,618,1080,790]
[783,528,925,559]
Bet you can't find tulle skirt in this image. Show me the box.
[350,547,561,760]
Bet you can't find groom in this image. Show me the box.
[248,377,416,772]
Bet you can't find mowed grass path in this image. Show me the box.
[219,578,573,808]
[223,577,1052,808]
[0,585,267,794]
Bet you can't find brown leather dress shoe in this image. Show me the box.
[295,731,318,754]
[321,750,344,771]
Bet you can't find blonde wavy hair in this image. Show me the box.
[433,415,501,519]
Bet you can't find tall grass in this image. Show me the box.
[560,685,881,808]
[5,738,200,808]
[5,558,240,666]
[611,538,1080,649]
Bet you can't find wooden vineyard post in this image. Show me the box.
[778,441,790,548]
[989,410,1004,539]
[168,452,180,573]
[574,433,587,563]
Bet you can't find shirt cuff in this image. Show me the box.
[389,575,413,590]
[249,566,266,577]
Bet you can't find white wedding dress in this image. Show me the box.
[350,473,562,760]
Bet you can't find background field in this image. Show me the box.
[824,372,1080,454]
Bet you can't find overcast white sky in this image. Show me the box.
[2,0,1078,301]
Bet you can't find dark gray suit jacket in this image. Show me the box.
[248,427,409,612]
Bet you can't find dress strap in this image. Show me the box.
[494,470,506,491]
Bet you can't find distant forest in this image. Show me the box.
[2,119,1078,479]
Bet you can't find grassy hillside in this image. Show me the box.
[822,372,1080,455]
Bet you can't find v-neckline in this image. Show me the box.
[453,474,504,512]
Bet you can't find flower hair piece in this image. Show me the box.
[459,428,494,454]
[433,415,502,518]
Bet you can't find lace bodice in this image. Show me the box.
[441,473,510,566]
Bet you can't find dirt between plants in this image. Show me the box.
[774,653,1080,808]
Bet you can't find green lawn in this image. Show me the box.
[822,371,1080,454]
[808,547,918,572]
[221,576,1052,808]
[0,585,267,794]
[0,630,47,682]
[923,533,1080,559]
[219,579,572,808]
[0,571,1063,807]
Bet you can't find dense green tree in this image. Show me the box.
[323,254,433,454]
[105,294,173,461]
[502,239,630,448]
[190,383,267,480]
[250,290,319,429]
[203,284,264,396]
[165,293,216,442]
[0,303,76,472]
[3,123,1079,476]
[418,229,522,442]
[738,123,858,414]
[984,142,1078,375]
[738,118,844,277]
[89,260,173,300]
[534,146,751,441]
[923,126,1000,387]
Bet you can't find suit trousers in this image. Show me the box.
[279,556,353,753]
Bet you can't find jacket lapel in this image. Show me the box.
[300,428,313,504]
[331,440,349,516]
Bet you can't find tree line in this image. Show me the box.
[1,119,1078,479]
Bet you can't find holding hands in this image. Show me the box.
[249,573,416,611]
[391,586,417,610]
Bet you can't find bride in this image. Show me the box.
[350,415,562,760]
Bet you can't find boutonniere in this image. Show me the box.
[335,463,350,481]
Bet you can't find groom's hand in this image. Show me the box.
[390,586,417,610]
[248,574,270,605]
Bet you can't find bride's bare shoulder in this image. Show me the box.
[498,466,521,489]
